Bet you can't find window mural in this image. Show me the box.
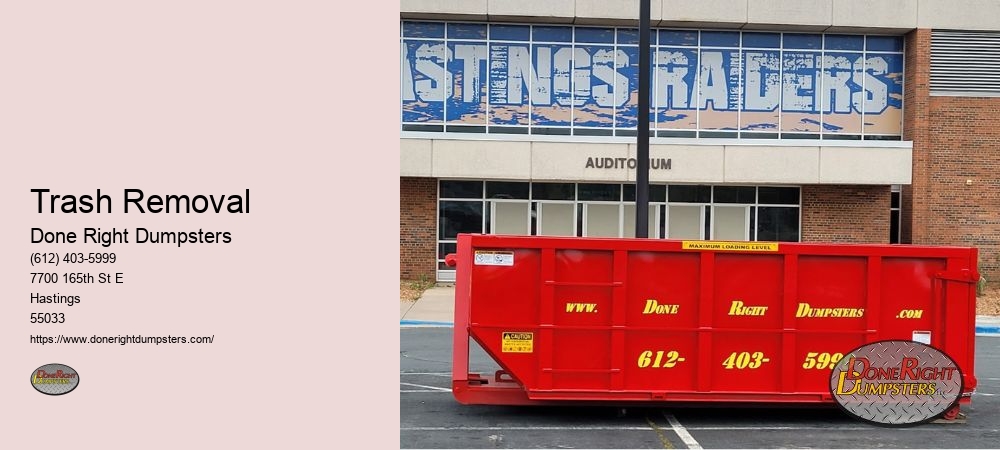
[401,22,904,139]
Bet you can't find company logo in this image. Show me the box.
[31,363,80,395]
[829,341,963,426]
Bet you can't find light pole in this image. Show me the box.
[635,0,651,238]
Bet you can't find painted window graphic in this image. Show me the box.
[401,22,904,139]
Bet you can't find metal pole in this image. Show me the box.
[636,0,651,238]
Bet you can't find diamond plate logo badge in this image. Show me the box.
[31,363,80,395]
[830,340,963,426]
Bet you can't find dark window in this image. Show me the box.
[757,207,800,241]
[578,183,621,201]
[714,186,756,204]
[701,31,740,47]
[891,191,901,209]
[783,33,822,50]
[668,185,712,203]
[758,187,800,205]
[532,183,575,200]
[438,242,457,258]
[486,181,529,199]
[490,24,530,41]
[445,125,486,133]
[438,201,483,239]
[573,128,614,136]
[742,32,780,48]
[401,124,444,132]
[440,180,483,199]
[890,210,900,244]
[698,130,738,139]
[825,34,864,51]
[623,184,664,202]
[657,130,697,138]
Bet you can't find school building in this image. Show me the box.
[399,0,1000,283]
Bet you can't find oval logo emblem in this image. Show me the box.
[31,363,80,395]
[829,340,963,426]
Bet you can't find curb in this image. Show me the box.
[400,320,454,327]
[976,326,1000,335]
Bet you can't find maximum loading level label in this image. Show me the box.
[501,331,533,353]
[682,241,778,252]
[474,250,514,266]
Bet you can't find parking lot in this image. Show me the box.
[401,328,1000,449]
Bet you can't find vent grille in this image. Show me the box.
[931,30,1000,95]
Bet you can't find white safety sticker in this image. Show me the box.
[473,250,514,266]
[912,330,931,345]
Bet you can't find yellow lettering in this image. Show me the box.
[835,371,861,395]
[729,300,767,316]
[565,303,598,313]
[896,309,923,319]
[797,302,864,318]
[642,299,680,315]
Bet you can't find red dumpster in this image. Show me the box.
[446,234,979,412]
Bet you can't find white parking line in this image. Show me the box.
[401,425,981,432]
[401,426,654,431]
[401,390,451,393]
[400,372,451,376]
[400,382,451,392]
[664,413,703,449]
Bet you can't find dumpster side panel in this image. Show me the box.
[625,252,700,329]
[880,257,946,342]
[453,235,979,405]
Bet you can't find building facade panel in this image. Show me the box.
[431,139,532,179]
[630,144,725,183]
[745,0,831,30]
[660,0,747,28]
[400,138,433,176]
[916,0,1000,32]
[830,0,917,32]
[723,146,820,184]
[531,141,631,181]
[487,0,576,23]
[575,0,661,25]
[400,0,488,20]
[818,146,912,184]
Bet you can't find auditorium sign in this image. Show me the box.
[585,157,672,170]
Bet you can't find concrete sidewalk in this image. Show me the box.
[399,285,456,326]
[401,285,1000,334]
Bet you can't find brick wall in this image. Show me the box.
[400,177,437,281]
[901,28,931,245]
[922,96,1000,279]
[904,29,1000,280]
[801,185,891,243]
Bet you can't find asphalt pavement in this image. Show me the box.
[401,327,1000,449]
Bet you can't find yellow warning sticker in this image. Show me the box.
[501,332,533,353]
[682,241,779,252]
